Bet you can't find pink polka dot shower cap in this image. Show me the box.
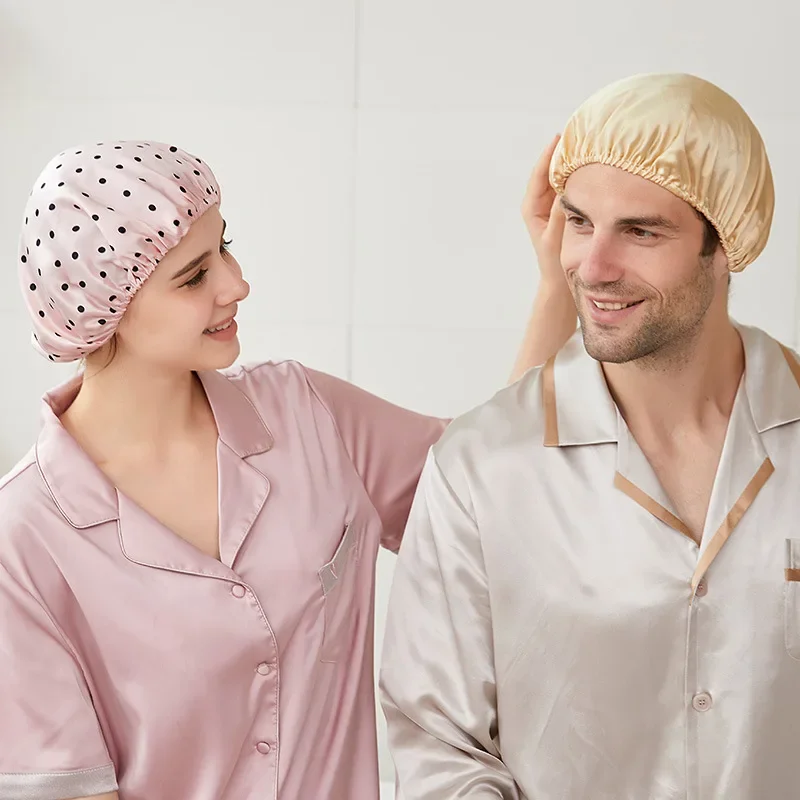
[18,140,221,362]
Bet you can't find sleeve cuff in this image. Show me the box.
[0,763,118,799]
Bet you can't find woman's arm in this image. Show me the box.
[509,134,578,382]
[0,560,119,800]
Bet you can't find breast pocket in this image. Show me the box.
[318,523,360,663]
[784,539,800,660]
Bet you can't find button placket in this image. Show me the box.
[224,579,280,775]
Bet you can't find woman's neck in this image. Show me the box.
[60,356,215,466]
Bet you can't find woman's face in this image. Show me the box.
[111,206,250,372]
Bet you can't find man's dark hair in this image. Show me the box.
[697,211,720,258]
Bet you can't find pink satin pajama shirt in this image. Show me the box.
[0,360,447,800]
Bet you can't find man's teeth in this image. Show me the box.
[206,320,233,333]
[593,300,638,311]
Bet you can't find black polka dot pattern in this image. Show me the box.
[18,139,221,361]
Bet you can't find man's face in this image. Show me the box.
[559,164,728,365]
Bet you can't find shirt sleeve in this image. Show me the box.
[379,449,521,799]
[303,367,449,552]
[0,560,118,800]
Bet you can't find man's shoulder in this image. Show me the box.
[433,364,548,470]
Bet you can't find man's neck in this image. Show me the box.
[602,320,744,442]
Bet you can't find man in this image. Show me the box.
[380,73,797,799]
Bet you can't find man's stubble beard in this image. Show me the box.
[576,254,717,371]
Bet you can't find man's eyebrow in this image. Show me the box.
[560,197,587,218]
[560,198,679,231]
[615,214,679,231]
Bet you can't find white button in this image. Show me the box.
[256,662,272,676]
[256,741,271,755]
[231,584,246,598]
[695,580,708,597]
[692,692,713,712]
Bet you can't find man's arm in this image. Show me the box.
[380,449,521,799]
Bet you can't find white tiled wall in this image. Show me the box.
[1,0,798,790]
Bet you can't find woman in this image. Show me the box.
[0,136,571,800]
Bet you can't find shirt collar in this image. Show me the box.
[542,323,800,448]
[36,368,273,528]
[541,331,618,447]
[197,368,274,457]
[739,323,800,434]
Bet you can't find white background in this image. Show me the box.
[1,1,798,792]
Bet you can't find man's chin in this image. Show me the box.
[580,326,637,364]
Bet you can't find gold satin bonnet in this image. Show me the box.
[549,73,774,272]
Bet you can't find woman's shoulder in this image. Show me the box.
[221,358,310,386]
[217,359,333,412]
[0,446,59,554]
[0,446,42,510]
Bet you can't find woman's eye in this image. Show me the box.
[183,268,208,288]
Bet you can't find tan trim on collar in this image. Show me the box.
[691,457,774,590]
[542,356,559,447]
[613,472,694,541]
